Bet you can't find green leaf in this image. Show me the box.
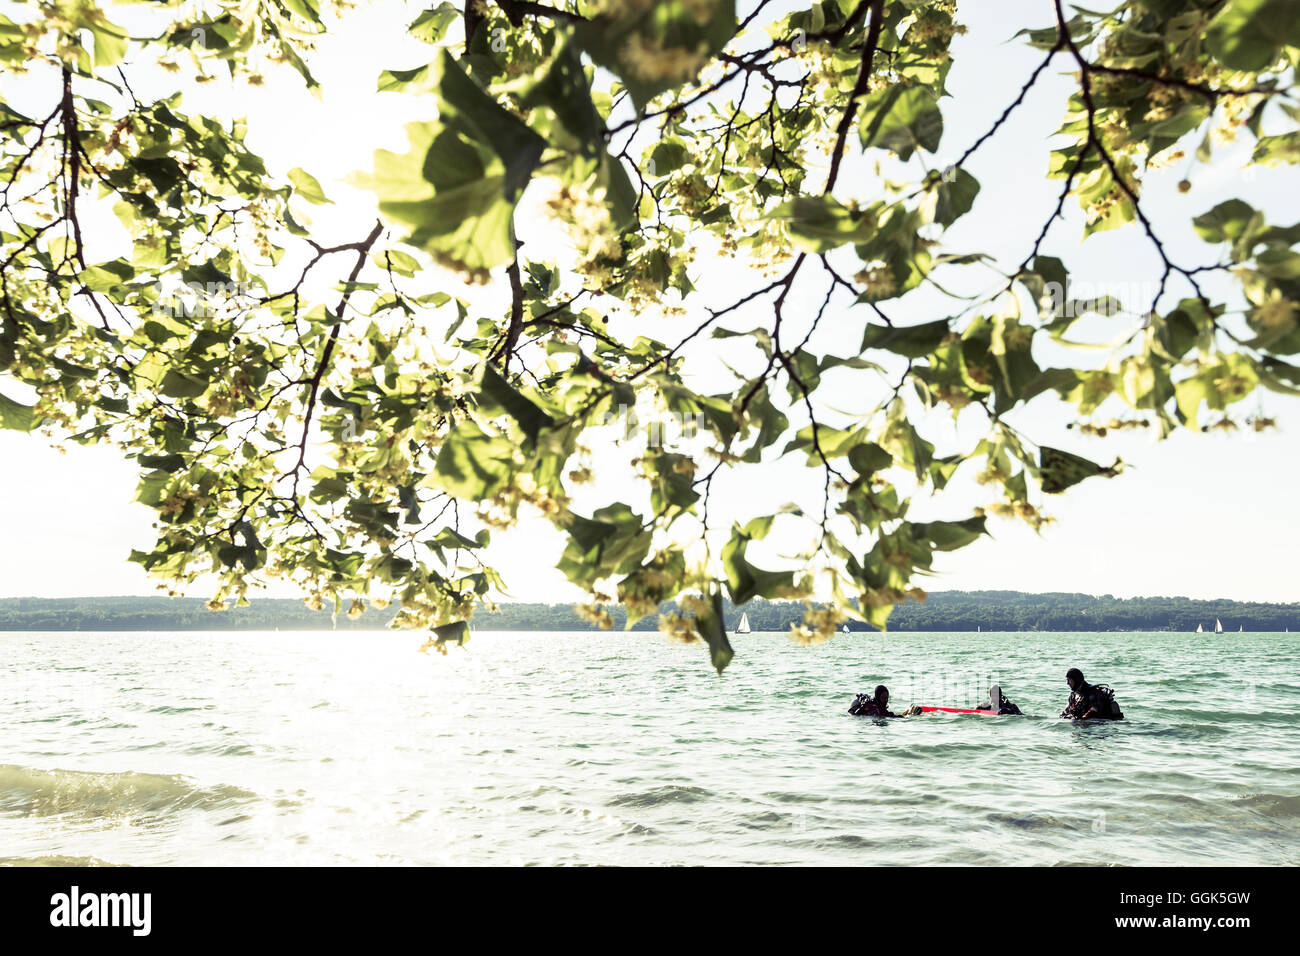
[860,599,894,631]
[858,86,943,161]
[649,139,691,176]
[522,38,605,149]
[181,260,232,288]
[1259,357,1300,395]
[1017,255,1068,312]
[648,453,700,516]
[138,453,185,471]
[849,442,893,476]
[430,620,469,647]
[1205,0,1300,71]
[408,2,459,44]
[159,370,209,398]
[437,48,548,194]
[357,51,546,273]
[288,167,331,204]
[431,421,515,498]
[926,168,980,227]
[1039,446,1120,495]
[722,520,797,605]
[1020,367,1080,402]
[377,65,430,93]
[768,196,877,252]
[281,0,324,25]
[1015,15,1089,50]
[478,366,555,447]
[735,383,788,463]
[91,23,128,69]
[0,390,36,431]
[557,503,652,587]
[135,471,171,507]
[1252,132,1300,166]
[912,516,987,551]
[691,590,734,676]
[80,259,133,292]
[575,2,738,111]
[1156,307,1202,360]
[1192,199,1257,244]
[862,319,950,358]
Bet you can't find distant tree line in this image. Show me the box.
[879,590,1298,633]
[0,591,1295,633]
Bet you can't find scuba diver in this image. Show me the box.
[975,684,1022,715]
[1060,667,1124,720]
[849,685,921,718]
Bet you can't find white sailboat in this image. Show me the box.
[841,624,849,634]
[1239,625,1243,632]
[1215,618,1224,634]
[735,612,751,634]
[1196,623,1203,633]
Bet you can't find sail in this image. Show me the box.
[1196,624,1203,633]
[736,612,751,634]
[1215,618,1223,633]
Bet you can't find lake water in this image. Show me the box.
[2,629,1297,866]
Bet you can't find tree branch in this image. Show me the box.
[824,0,886,194]
[286,220,384,496]
[492,245,526,371]
[495,1,585,25]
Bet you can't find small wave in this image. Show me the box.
[608,785,714,808]
[1142,709,1261,725]
[0,854,119,867]
[1125,724,1230,740]
[147,705,212,714]
[815,833,881,848]
[0,763,256,823]
[987,811,1084,831]
[182,743,258,757]
[1235,793,1300,818]
[1052,860,1125,868]
[1131,769,1215,785]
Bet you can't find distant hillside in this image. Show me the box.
[883,590,1298,632]
[0,591,1296,632]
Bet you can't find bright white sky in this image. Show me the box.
[1,0,1297,604]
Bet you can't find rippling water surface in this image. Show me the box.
[2,629,1297,865]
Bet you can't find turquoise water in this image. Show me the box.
[1,629,1297,865]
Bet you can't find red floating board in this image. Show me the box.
[920,705,1001,717]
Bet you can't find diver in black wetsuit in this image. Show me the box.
[850,684,895,717]
[849,685,921,717]
[1060,668,1124,720]
[976,684,1022,715]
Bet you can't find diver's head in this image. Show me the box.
[873,684,889,707]
[1066,668,1085,691]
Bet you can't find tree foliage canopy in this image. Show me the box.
[2,0,1298,670]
